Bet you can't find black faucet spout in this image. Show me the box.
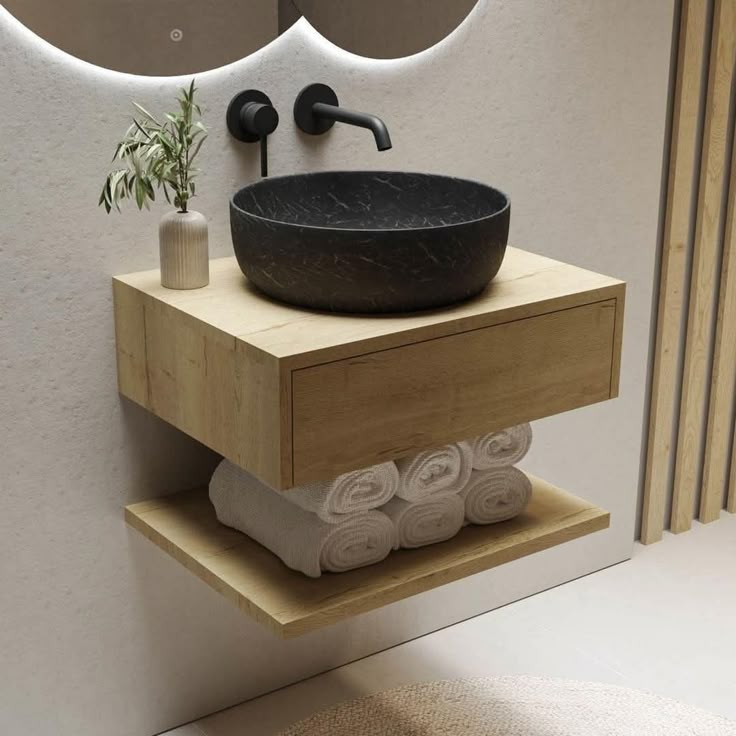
[294,83,393,152]
[311,102,392,151]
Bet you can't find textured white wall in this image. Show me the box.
[0,2,673,735]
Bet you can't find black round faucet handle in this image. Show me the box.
[226,89,278,142]
[241,102,279,138]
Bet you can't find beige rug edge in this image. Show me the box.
[277,675,736,736]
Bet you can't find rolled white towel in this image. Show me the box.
[395,442,472,501]
[284,461,399,523]
[461,467,533,525]
[381,493,465,549]
[469,424,533,470]
[209,460,394,578]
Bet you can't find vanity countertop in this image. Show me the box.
[114,246,623,369]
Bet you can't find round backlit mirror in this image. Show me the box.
[287,0,480,60]
[2,0,480,75]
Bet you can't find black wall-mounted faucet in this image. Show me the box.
[294,83,392,151]
[226,89,279,177]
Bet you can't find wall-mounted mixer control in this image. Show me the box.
[226,89,279,177]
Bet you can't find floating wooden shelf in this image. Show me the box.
[125,475,609,638]
[114,248,625,490]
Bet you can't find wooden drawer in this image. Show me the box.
[292,300,618,484]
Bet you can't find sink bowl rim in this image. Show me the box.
[230,170,510,235]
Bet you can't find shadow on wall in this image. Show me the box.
[119,399,220,500]
[125,526,393,729]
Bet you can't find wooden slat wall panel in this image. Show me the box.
[729,417,736,512]
[701,129,736,520]
[642,0,710,544]
[672,0,736,530]
[643,0,736,542]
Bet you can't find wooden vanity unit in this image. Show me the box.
[115,246,624,637]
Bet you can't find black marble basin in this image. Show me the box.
[230,171,510,313]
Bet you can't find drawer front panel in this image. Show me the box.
[291,299,618,485]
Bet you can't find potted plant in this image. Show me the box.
[99,80,209,289]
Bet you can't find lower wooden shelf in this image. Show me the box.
[125,475,609,638]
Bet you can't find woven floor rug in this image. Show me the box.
[277,675,736,735]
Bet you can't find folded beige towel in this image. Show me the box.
[395,442,472,501]
[381,493,465,549]
[461,467,532,525]
[469,424,533,470]
[284,461,399,523]
[209,460,394,578]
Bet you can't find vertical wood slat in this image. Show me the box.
[701,130,736,520]
[642,0,709,544]
[729,414,736,512]
[671,0,736,530]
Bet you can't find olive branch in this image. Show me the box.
[99,80,207,214]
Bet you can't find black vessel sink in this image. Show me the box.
[230,171,510,313]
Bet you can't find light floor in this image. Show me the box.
[166,512,736,736]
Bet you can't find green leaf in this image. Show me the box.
[132,118,154,140]
[189,135,206,163]
[132,101,161,125]
[155,130,174,154]
[142,143,159,160]
[134,177,144,209]
[98,179,113,213]
[104,169,126,212]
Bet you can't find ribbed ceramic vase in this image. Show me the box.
[159,209,209,289]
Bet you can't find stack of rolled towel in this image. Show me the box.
[208,423,533,578]
[461,424,533,525]
[209,459,399,578]
[383,442,471,549]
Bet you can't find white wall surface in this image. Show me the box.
[0,2,673,735]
